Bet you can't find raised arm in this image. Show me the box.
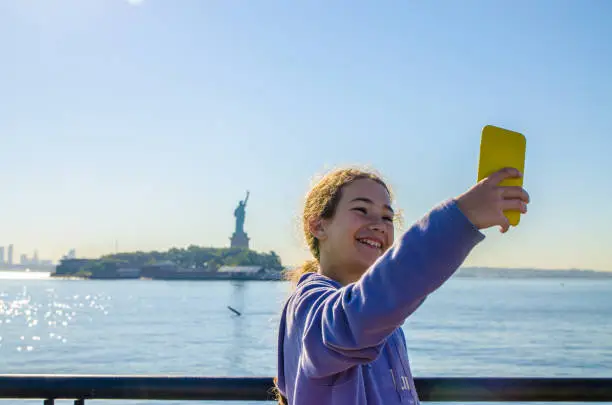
[293,199,484,378]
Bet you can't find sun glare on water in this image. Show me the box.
[0,271,51,280]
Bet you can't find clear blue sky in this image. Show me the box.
[1,0,610,271]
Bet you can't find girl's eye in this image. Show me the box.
[383,216,394,222]
[352,207,367,215]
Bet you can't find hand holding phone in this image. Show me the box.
[457,125,529,233]
[476,125,527,227]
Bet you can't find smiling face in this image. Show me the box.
[312,178,395,284]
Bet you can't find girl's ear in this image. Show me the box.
[308,217,328,241]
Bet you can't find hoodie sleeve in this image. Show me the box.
[294,199,485,379]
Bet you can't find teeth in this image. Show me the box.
[358,239,382,249]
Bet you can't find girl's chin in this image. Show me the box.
[353,251,382,270]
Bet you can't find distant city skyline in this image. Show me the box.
[0,243,74,266]
[1,1,611,271]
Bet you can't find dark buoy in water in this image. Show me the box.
[227,306,241,316]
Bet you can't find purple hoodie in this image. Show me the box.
[276,199,485,404]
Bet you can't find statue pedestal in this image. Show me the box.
[230,232,250,249]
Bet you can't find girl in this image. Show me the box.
[275,166,529,405]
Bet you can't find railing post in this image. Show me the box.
[74,399,85,405]
[43,400,54,405]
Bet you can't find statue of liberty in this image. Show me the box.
[234,191,249,235]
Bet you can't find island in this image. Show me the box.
[53,245,285,280]
[52,191,286,281]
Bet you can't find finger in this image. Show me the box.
[500,186,530,203]
[485,167,522,185]
[499,217,510,233]
[502,199,528,213]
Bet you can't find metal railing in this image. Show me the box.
[1,375,611,403]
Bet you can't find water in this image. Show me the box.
[1,272,611,404]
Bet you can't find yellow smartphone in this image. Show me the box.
[477,125,526,226]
